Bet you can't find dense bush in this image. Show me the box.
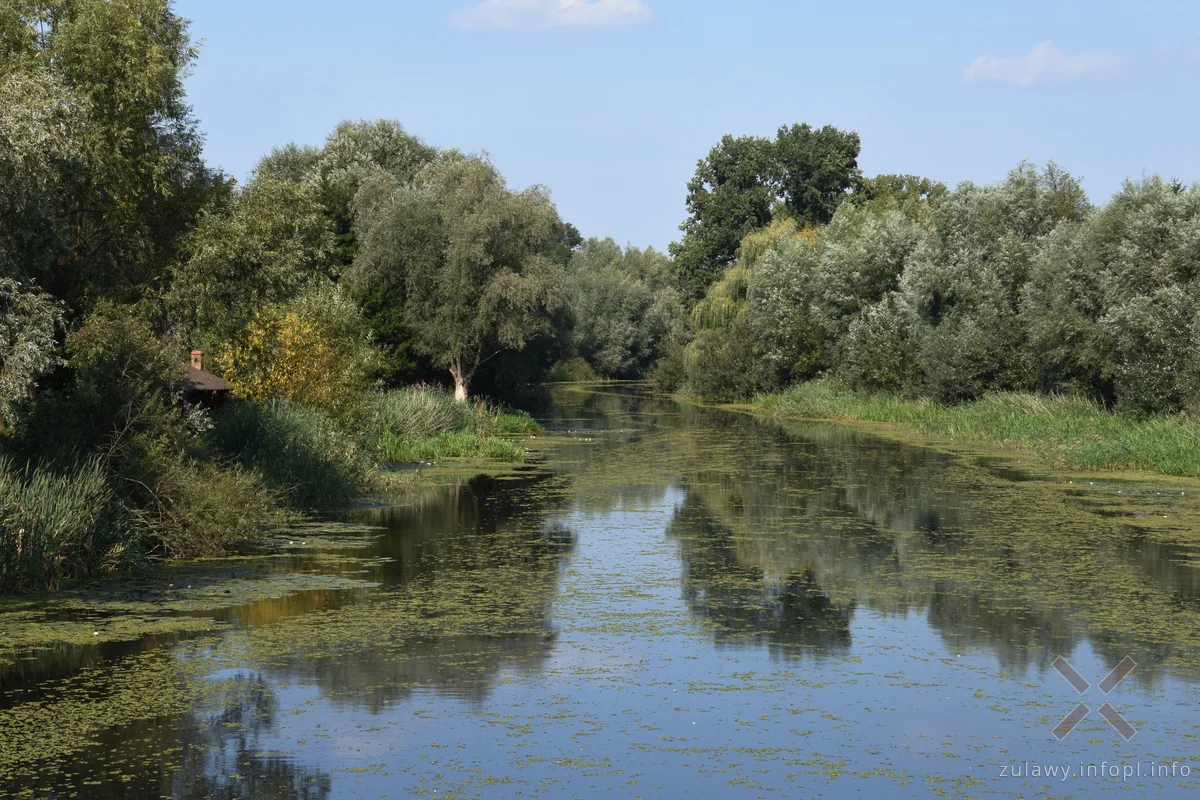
[563,238,684,379]
[218,283,379,416]
[547,357,599,383]
[208,402,370,511]
[902,162,1087,403]
[679,163,1200,416]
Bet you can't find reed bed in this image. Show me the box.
[0,456,135,592]
[372,387,537,463]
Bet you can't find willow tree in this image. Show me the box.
[352,155,566,401]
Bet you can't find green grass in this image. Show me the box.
[378,431,527,463]
[372,387,538,464]
[754,379,1200,477]
[490,410,541,435]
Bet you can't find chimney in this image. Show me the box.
[191,349,204,371]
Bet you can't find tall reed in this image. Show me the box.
[207,402,370,510]
[371,387,538,463]
[0,455,136,593]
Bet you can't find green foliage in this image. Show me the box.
[565,238,683,378]
[685,316,777,401]
[648,343,689,392]
[355,281,435,387]
[773,123,864,225]
[141,455,281,558]
[837,293,921,394]
[490,409,541,435]
[0,455,138,593]
[373,387,478,441]
[0,279,63,428]
[371,386,537,463]
[208,402,370,511]
[6,302,283,564]
[218,283,380,417]
[1,0,221,307]
[671,124,862,299]
[1087,178,1200,413]
[677,161,1200,413]
[903,161,1088,403]
[351,155,568,399]
[308,119,437,267]
[851,174,948,216]
[682,220,815,400]
[550,221,584,266]
[169,174,335,345]
[0,71,85,284]
[377,431,526,464]
[19,304,187,459]
[757,381,1200,477]
[671,134,778,298]
[547,357,600,383]
[1020,221,1114,400]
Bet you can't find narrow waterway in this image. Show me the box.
[4,385,1200,798]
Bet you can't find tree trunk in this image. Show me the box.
[450,361,472,403]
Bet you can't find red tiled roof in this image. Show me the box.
[185,366,231,392]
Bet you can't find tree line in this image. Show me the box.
[666,127,1200,417]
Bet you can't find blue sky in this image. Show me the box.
[176,0,1200,251]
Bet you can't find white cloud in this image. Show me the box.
[451,0,652,30]
[964,41,1125,85]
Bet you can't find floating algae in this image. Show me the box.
[5,386,1200,798]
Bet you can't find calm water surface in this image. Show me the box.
[4,385,1200,798]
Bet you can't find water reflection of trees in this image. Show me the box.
[169,673,331,800]
[228,473,577,709]
[668,492,853,659]
[645,403,1200,679]
[2,670,330,800]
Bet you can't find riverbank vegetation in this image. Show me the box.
[374,388,534,463]
[662,127,1200,476]
[755,382,1200,477]
[0,2,564,592]
[2,1,1198,592]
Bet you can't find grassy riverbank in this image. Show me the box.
[373,388,538,464]
[752,380,1200,477]
[0,386,540,594]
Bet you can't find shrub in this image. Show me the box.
[370,386,538,462]
[648,343,689,393]
[902,163,1087,402]
[208,401,369,510]
[837,293,921,394]
[489,409,540,435]
[219,284,379,417]
[148,458,282,558]
[546,357,599,383]
[0,455,139,593]
[685,320,780,401]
